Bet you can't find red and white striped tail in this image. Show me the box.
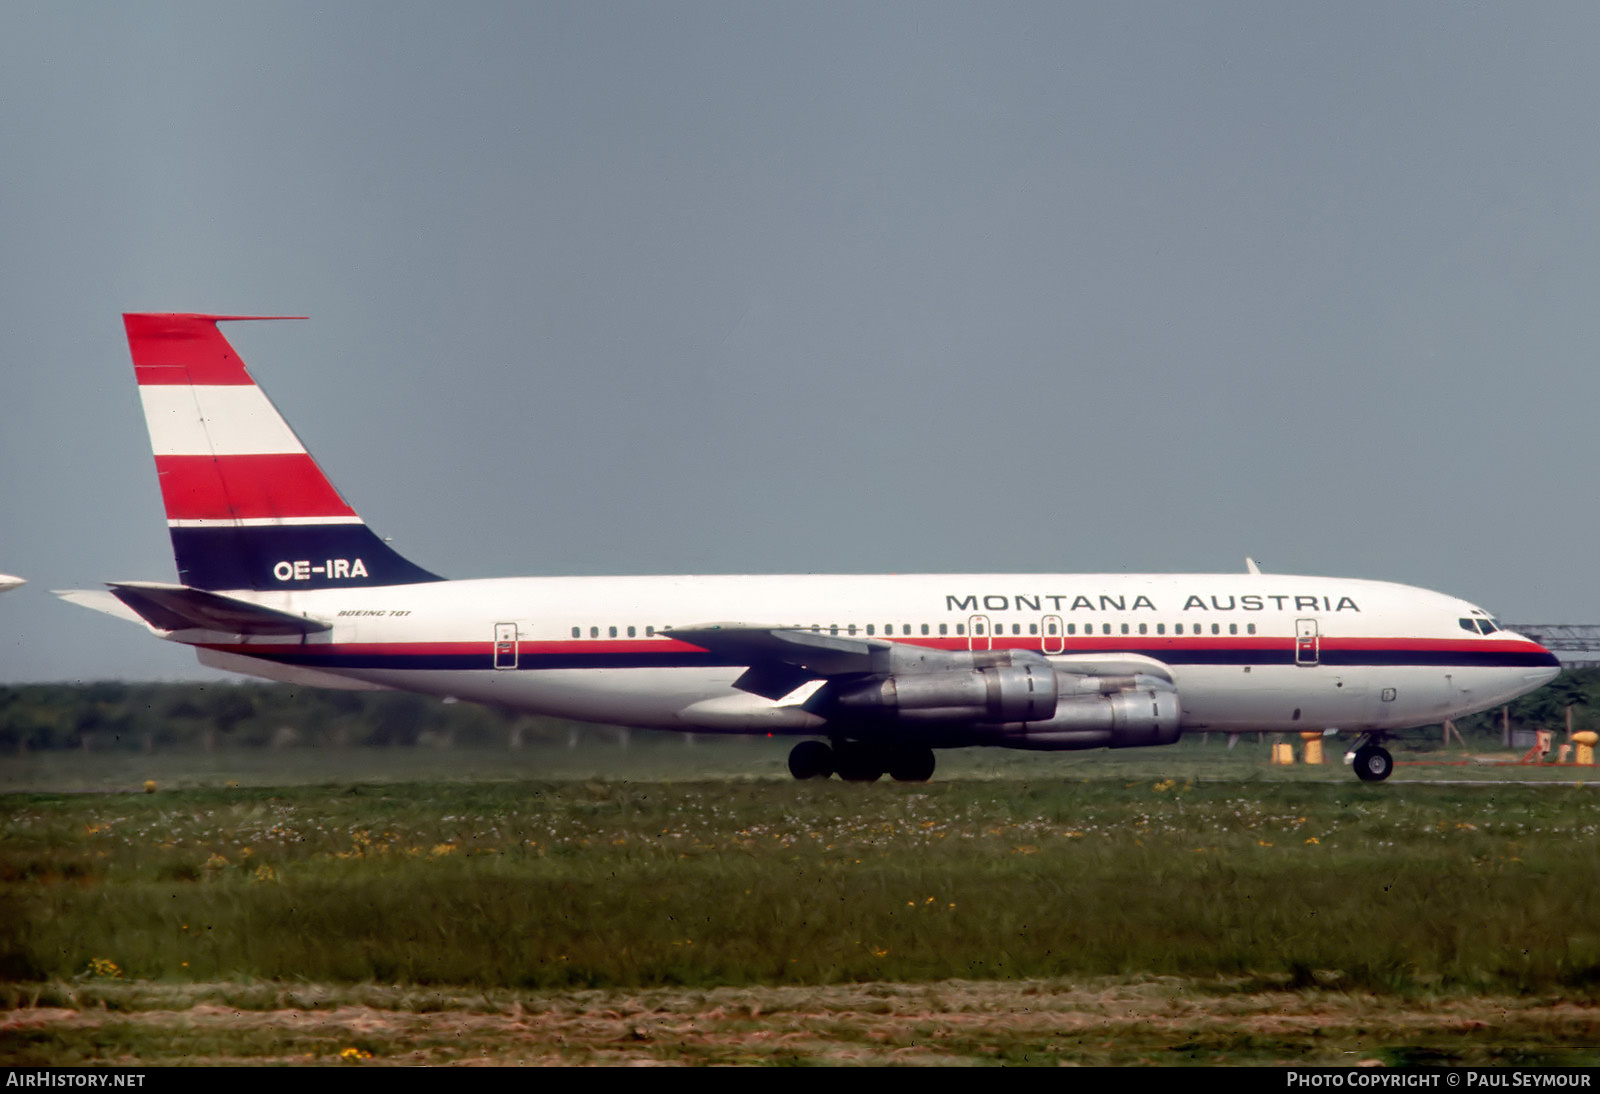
[123,313,440,591]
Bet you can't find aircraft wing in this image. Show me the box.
[666,623,1179,701]
[664,623,900,698]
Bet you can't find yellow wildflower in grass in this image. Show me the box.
[202,853,229,872]
[87,958,122,980]
[1152,778,1177,793]
[1304,837,1320,845]
[429,842,458,857]
[338,1047,373,1061]
[251,864,278,883]
[142,780,156,794]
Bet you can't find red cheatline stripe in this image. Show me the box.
[195,636,1537,658]
[126,315,260,386]
[154,453,356,520]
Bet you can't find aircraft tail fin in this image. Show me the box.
[123,313,442,591]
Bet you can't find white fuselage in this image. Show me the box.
[183,571,1559,741]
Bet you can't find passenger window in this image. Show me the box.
[866,625,874,636]
[830,625,839,636]
[609,626,618,638]
[1102,624,1112,635]
[1211,623,1220,635]
[1121,623,1130,635]
[1138,623,1147,635]
[922,624,930,635]
[1030,623,1038,635]
[628,626,636,637]
[590,626,599,638]
[956,624,966,636]
[939,624,948,636]
[1229,624,1238,635]
[571,627,580,638]
[1247,624,1255,635]
[848,624,857,635]
[646,626,655,636]
[1065,623,1073,635]
[1156,623,1165,635]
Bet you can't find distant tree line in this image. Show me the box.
[0,683,587,753]
[3,669,1597,753]
[3,665,1600,751]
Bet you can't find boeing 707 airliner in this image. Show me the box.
[58,314,1561,783]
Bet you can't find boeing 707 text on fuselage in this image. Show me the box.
[58,314,1561,783]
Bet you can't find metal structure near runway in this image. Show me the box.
[1508,625,1600,668]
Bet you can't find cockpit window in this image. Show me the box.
[1479,618,1499,635]
[1459,618,1477,634]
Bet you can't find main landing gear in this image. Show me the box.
[787,739,936,783]
[1350,736,1394,783]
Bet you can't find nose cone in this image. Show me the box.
[1502,629,1562,688]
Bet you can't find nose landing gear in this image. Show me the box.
[1350,738,1394,782]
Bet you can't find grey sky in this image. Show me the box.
[3,3,1597,682]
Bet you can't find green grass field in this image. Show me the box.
[4,737,1599,1064]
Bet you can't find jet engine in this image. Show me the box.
[830,656,1058,724]
[985,676,1181,750]
[817,646,1182,752]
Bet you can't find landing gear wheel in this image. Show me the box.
[1353,745,1393,782]
[788,740,835,780]
[834,742,886,783]
[889,746,936,783]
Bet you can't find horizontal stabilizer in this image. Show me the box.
[107,581,331,636]
[54,588,152,628]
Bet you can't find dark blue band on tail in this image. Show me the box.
[170,525,443,590]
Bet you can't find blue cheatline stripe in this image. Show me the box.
[171,525,442,591]
[233,645,1562,672]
